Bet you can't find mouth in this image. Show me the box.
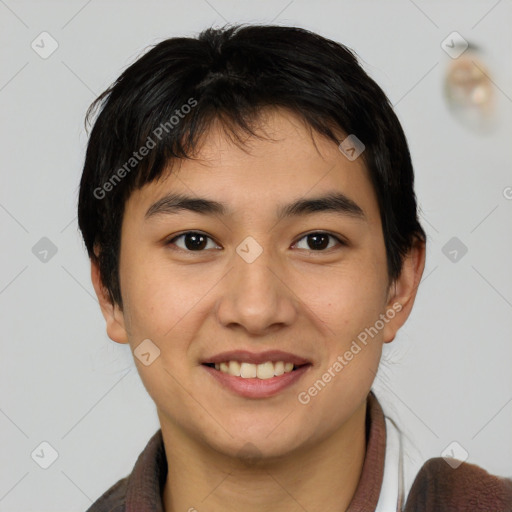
[201,350,313,398]
[202,360,309,380]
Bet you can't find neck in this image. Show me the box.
[160,399,368,512]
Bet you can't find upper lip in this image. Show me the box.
[202,350,311,366]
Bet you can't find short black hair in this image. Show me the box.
[78,23,427,308]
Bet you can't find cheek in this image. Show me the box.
[119,251,220,354]
[118,257,198,401]
[299,267,386,417]
[306,259,386,338]
[118,248,182,341]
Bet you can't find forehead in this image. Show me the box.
[125,109,381,227]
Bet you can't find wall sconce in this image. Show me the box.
[443,43,496,133]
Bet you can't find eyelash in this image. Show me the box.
[165,231,347,254]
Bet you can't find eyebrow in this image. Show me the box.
[145,192,366,222]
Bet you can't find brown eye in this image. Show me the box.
[167,232,220,252]
[294,232,344,251]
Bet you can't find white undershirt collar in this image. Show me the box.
[374,416,405,512]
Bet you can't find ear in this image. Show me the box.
[91,258,129,344]
[382,238,426,343]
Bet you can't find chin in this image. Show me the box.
[200,420,311,463]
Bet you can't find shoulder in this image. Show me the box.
[404,457,512,512]
[85,476,128,512]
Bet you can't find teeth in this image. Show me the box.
[256,361,274,379]
[240,362,257,378]
[274,361,284,376]
[213,360,297,380]
[228,360,241,376]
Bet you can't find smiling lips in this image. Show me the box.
[214,360,295,380]
[202,349,310,378]
[201,349,312,398]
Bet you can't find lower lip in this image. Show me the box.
[202,364,312,399]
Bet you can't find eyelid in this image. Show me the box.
[165,231,221,251]
[292,231,347,250]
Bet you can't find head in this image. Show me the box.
[78,24,426,459]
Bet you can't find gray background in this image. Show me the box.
[1,0,511,510]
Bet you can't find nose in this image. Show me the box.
[214,243,298,336]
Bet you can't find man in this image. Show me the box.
[78,24,512,511]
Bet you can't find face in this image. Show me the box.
[94,108,420,460]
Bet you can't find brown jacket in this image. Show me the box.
[86,392,512,511]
